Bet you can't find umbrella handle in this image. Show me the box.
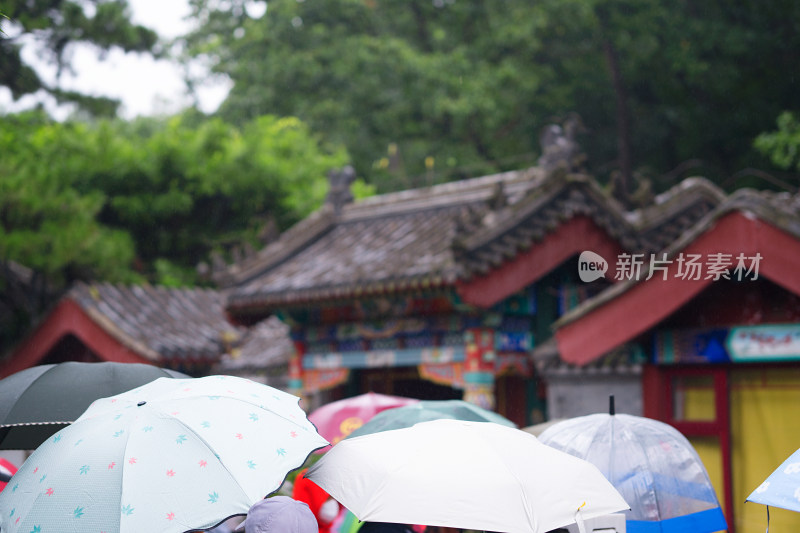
[765,505,770,533]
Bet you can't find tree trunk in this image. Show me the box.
[595,6,633,206]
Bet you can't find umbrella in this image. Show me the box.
[0,458,17,492]
[0,374,328,533]
[346,399,516,439]
[307,392,419,448]
[306,419,630,533]
[538,412,727,533]
[0,361,190,450]
[746,446,800,514]
[521,418,565,437]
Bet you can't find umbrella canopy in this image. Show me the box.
[538,413,727,533]
[746,447,800,513]
[0,458,17,492]
[0,361,190,450]
[306,419,629,533]
[307,392,419,448]
[0,375,328,533]
[346,399,516,439]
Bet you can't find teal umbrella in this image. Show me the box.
[0,361,190,450]
[346,399,516,439]
[0,375,328,533]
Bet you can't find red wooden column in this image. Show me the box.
[463,328,496,410]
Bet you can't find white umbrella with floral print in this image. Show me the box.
[0,375,328,533]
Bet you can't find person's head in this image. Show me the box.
[235,496,318,533]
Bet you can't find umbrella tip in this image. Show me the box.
[609,395,615,416]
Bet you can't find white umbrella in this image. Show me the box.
[306,419,629,533]
[0,375,328,533]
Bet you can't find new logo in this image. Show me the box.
[578,251,608,282]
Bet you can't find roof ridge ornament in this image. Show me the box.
[326,165,357,215]
[537,113,587,174]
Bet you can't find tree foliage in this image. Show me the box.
[0,110,350,293]
[755,112,800,173]
[0,0,159,116]
[182,0,800,196]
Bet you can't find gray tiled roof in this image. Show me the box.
[224,169,725,314]
[68,282,243,364]
[215,316,292,372]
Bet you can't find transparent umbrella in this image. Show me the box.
[539,411,726,533]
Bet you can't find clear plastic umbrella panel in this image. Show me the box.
[538,413,727,533]
[0,375,328,533]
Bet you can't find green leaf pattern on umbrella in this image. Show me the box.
[0,375,328,533]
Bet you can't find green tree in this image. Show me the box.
[754,112,800,176]
[181,0,800,197]
[73,113,351,284]
[183,0,550,192]
[0,0,158,116]
[1,111,350,287]
[0,110,139,348]
[1,109,354,352]
[0,111,138,285]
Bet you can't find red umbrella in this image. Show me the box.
[0,457,17,492]
[308,392,418,449]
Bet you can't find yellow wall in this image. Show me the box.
[682,382,727,526]
[679,368,800,532]
[690,437,726,516]
[730,368,800,533]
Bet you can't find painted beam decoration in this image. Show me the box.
[654,324,800,364]
[726,324,800,361]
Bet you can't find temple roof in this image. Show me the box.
[54,282,242,366]
[553,188,800,365]
[556,187,800,328]
[221,168,725,318]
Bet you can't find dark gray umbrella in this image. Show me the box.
[0,361,190,449]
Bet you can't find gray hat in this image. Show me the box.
[234,496,318,533]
